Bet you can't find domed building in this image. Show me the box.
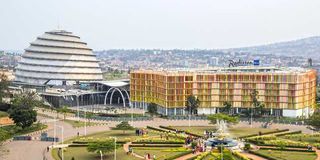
[15,30,103,85]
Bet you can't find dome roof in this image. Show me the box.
[15,30,103,85]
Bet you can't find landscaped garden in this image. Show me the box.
[52,146,139,160]
[52,121,193,160]
[0,123,47,142]
[63,119,101,128]
[254,149,317,160]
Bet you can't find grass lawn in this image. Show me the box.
[228,127,276,138]
[0,123,47,142]
[171,126,216,136]
[0,111,8,118]
[255,149,317,160]
[132,147,189,160]
[281,134,320,144]
[52,147,139,160]
[66,129,159,143]
[63,119,100,128]
[171,126,276,138]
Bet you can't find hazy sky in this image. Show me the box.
[1,0,320,50]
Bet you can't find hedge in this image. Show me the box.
[129,144,183,148]
[262,129,289,135]
[275,130,302,137]
[248,150,277,160]
[147,126,169,132]
[159,126,177,132]
[232,151,250,160]
[73,140,126,144]
[257,144,308,149]
[240,129,289,139]
[159,126,203,138]
[164,150,193,160]
[258,147,315,152]
[132,141,184,144]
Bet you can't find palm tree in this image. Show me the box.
[223,102,232,115]
[58,105,69,120]
[186,95,200,115]
[86,112,94,125]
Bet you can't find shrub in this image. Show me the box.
[244,143,251,151]
[232,151,250,160]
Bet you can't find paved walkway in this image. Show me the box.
[123,142,144,159]
[1,116,116,160]
[314,147,320,160]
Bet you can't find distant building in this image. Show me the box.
[15,30,103,85]
[130,66,317,117]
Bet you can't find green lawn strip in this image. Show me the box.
[132,147,189,160]
[63,119,101,128]
[0,111,8,118]
[170,126,216,136]
[52,146,139,160]
[0,123,47,142]
[66,129,160,144]
[253,149,317,160]
[280,133,320,144]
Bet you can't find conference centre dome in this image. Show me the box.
[15,30,103,85]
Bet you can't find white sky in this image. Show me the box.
[1,0,320,50]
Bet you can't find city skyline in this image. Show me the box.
[1,0,320,50]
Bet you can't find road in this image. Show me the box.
[1,116,115,160]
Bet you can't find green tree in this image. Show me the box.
[8,92,40,129]
[87,140,114,157]
[307,112,320,131]
[249,89,267,117]
[222,102,232,115]
[207,113,239,125]
[186,95,200,115]
[113,121,134,133]
[86,112,94,125]
[147,103,158,116]
[58,105,69,120]
[0,73,9,104]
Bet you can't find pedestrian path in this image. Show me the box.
[123,142,144,159]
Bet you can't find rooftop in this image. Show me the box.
[132,66,315,75]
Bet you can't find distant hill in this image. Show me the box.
[225,36,320,58]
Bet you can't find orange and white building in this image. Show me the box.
[130,66,317,117]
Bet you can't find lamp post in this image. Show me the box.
[110,137,117,160]
[142,93,145,116]
[187,99,191,128]
[250,107,253,128]
[84,108,87,136]
[76,93,80,121]
[221,145,223,160]
[55,125,64,160]
[99,150,103,160]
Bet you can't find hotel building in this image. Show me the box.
[130,67,317,117]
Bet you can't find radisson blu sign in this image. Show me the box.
[228,59,260,67]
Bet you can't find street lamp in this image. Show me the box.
[55,125,64,160]
[76,93,81,121]
[99,150,103,160]
[84,108,87,136]
[110,137,117,160]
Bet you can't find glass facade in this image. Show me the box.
[130,67,317,113]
